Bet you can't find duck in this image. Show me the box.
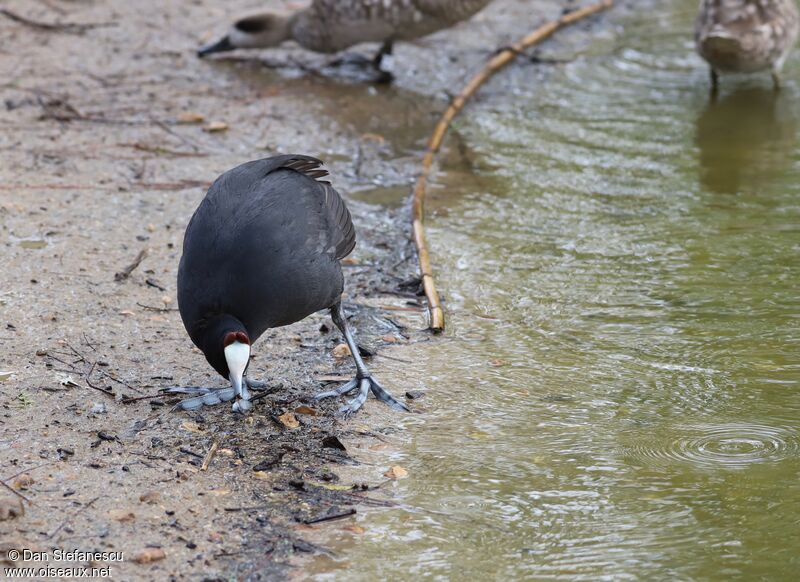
[170,154,409,415]
[695,0,799,90]
[198,0,493,78]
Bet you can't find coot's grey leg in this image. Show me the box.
[315,302,409,415]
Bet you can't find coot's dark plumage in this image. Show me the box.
[174,154,408,414]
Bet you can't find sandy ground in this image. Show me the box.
[0,0,611,579]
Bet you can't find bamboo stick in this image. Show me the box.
[411,0,614,332]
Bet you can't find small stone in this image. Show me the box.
[208,532,223,543]
[132,548,165,564]
[405,390,426,400]
[108,509,135,522]
[90,403,107,414]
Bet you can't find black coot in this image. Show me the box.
[173,154,408,414]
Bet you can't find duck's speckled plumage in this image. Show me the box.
[202,0,493,58]
[292,0,492,52]
[695,0,799,75]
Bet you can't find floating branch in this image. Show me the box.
[410,0,614,332]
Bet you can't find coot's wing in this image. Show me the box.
[282,156,356,260]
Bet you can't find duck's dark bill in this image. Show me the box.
[198,36,234,57]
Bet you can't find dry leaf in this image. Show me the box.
[119,310,135,317]
[181,421,205,434]
[332,343,351,358]
[178,112,205,123]
[294,405,318,416]
[108,509,135,522]
[278,412,300,429]
[217,448,235,457]
[207,489,231,496]
[12,474,34,490]
[252,471,270,480]
[204,121,229,133]
[384,465,408,480]
[360,132,385,143]
[132,548,165,564]
[139,491,161,505]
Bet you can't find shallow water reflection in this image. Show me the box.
[309,1,800,580]
[695,88,798,194]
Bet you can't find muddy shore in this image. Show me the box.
[0,0,614,578]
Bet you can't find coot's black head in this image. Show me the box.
[195,314,251,376]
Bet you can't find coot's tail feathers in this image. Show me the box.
[261,154,356,260]
[282,155,330,183]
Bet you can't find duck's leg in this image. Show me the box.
[771,69,782,91]
[372,40,395,83]
[314,302,409,415]
[167,377,270,411]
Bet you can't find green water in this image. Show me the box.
[313,2,800,580]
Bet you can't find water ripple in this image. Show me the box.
[623,424,799,469]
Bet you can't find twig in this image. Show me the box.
[410,0,614,331]
[375,352,411,364]
[126,143,208,158]
[0,8,115,33]
[179,447,204,460]
[0,479,30,503]
[136,302,178,313]
[115,249,148,282]
[49,496,100,539]
[303,508,357,525]
[201,440,219,471]
[84,374,116,399]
